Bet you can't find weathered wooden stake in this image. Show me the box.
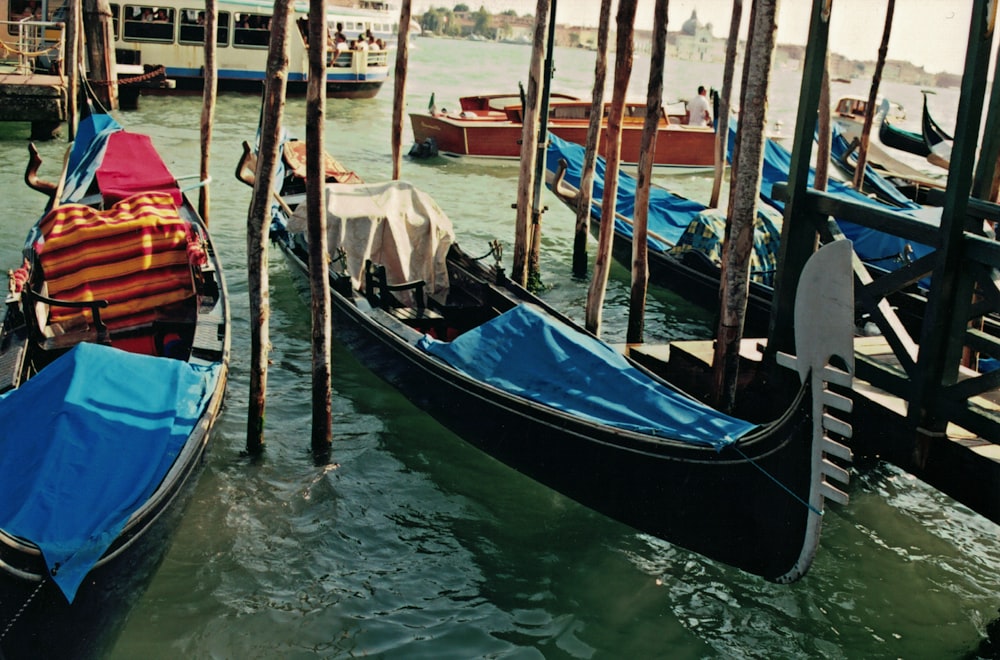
[625,0,667,345]
[712,0,778,413]
[571,0,612,279]
[391,0,412,180]
[585,0,636,337]
[709,0,741,208]
[852,0,895,191]
[66,0,80,140]
[814,56,831,191]
[82,0,117,110]
[245,0,291,455]
[199,0,218,223]
[512,0,549,288]
[306,0,333,455]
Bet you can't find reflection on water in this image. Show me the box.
[0,36,996,659]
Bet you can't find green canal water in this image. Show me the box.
[0,36,997,659]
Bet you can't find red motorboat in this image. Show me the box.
[409,93,716,172]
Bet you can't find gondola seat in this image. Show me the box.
[27,191,201,355]
[364,259,449,336]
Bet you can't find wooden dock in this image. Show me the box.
[0,69,65,138]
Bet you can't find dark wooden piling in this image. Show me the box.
[82,0,117,110]
[571,0,612,279]
[712,0,778,412]
[245,0,291,455]
[625,0,668,345]
[391,0,412,180]
[66,0,80,140]
[709,0,741,208]
[585,0,636,336]
[306,0,333,455]
[852,0,895,191]
[198,0,218,223]
[511,0,549,288]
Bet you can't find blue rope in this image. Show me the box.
[733,444,824,516]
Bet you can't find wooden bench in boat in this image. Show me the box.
[363,259,449,335]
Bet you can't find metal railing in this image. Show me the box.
[0,18,64,75]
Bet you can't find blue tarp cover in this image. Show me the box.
[0,343,220,602]
[417,303,756,449]
[741,123,940,283]
[545,133,783,280]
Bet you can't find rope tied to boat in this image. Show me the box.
[0,578,46,642]
[472,239,503,266]
[732,444,823,516]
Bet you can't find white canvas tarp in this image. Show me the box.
[289,180,456,304]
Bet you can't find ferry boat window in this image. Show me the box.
[109,3,120,39]
[122,5,174,42]
[6,0,40,35]
[179,8,229,46]
[233,12,269,47]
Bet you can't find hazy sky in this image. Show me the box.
[411,0,978,75]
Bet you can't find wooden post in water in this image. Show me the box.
[82,0,117,110]
[711,0,778,413]
[852,0,895,191]
[65,0,80,140]
[245,0,291,455]
[306,0,332,455]
[814,56,831,191]
[511,0,549,288]
[391,0,412,180]
[199,0,218,223]
[585,0,636,336]
[625,0,667,345]
[709,0,742,208]
[571,0,612,279]
[526,0,558,287]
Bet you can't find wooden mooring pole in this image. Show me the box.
[570,0,611,279]
[711,0,778,413]
[625,0,667,345]
[709,0,741,208]
[306,0,333,456]
[198,0,218,224]
[65,0,80,140]
[82,0,117,110]
[852,0,895,191]
[391,0,412,180]
[245,0,291,455]
[511,0,549,288]
[585,0,636,337]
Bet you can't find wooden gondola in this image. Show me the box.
[236,141,854,584]
[921,93,953,169]
[0,109,230,659]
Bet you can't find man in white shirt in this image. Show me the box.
[686,86,712,126]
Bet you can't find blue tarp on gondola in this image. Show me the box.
[736,123,941,282]
[0,343,220,602]
[545,133,783,282]
[418,303,756,449]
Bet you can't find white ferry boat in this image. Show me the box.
[1,0,398,98]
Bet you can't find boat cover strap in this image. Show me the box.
[36,192,196,331]
[96,131,182,206]
[418,303,755,448]
[0,343,220,602]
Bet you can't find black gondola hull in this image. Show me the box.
[277,237,821,582]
